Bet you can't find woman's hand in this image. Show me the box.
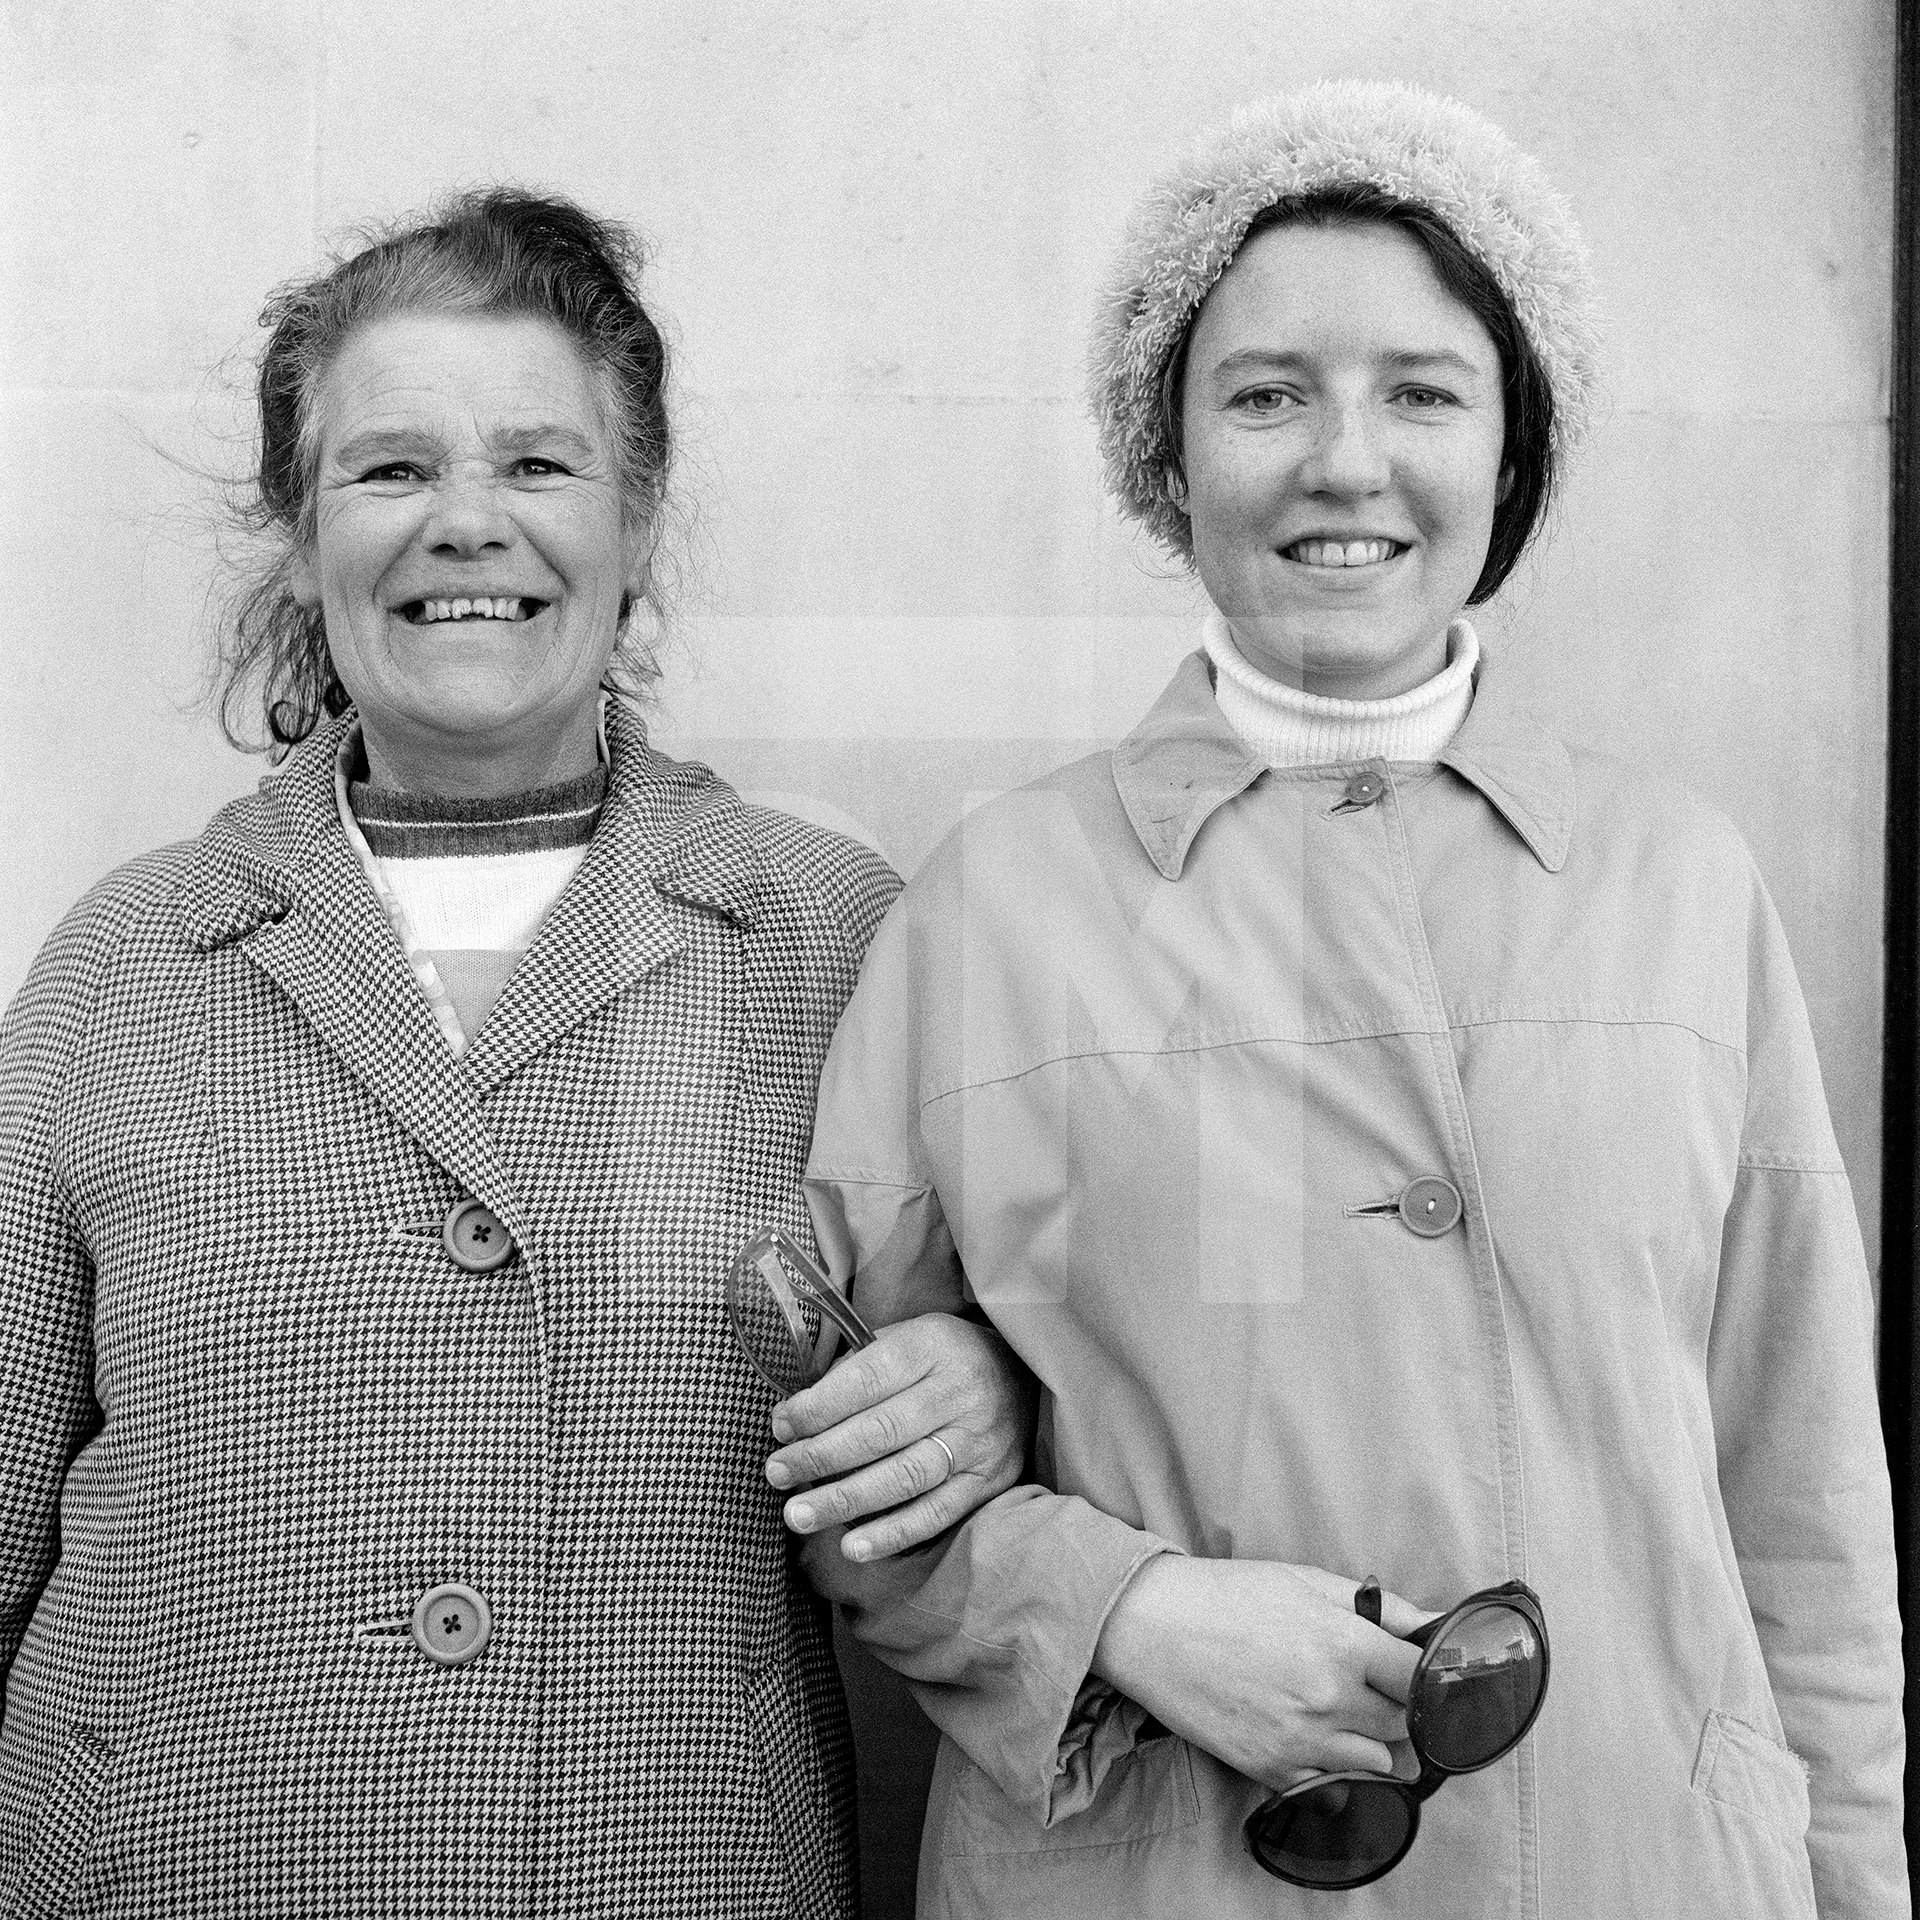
[765,1313,1035,1563]
[1092,1558,1427,1790]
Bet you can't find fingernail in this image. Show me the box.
[769,1410,795,1443]
[765,1460,792,1489]
[846,1537,873,1562]
[788,1502,816,1531]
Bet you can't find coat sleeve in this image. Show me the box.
[800,900,1176,1828]
[0,898,112,1693]
[1708,873,1907,1918]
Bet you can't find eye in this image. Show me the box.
[1395,385,1457,411]
[1233,386,1300,415]
[356,460,423,484]
[512,456,575,478]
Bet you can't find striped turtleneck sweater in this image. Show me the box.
[334,733,607,1057]
[1203,608,1479,768]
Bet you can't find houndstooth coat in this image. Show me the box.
[0,699,898,1918]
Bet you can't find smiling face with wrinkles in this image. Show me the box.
[1179,219,1508,701]
[291,310,647,795]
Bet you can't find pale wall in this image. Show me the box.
[0,1,1892,1247]
[0,1,1893,1910]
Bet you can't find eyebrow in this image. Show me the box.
[329,429,438,470]
[489,422,601,461]
[1381,348,1487,378]
[1204,346,1490,381]
[329,422,602,469]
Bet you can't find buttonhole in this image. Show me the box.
[353,1618,411,1651]
[1344,1200,1403,1220]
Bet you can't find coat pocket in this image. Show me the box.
[741,1661,839,1920]
[1690,1709,1812,1847]
[943,1731,1201,1859]
[5,1727,116,1920]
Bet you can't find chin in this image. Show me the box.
[384,683,539,742]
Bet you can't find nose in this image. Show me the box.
[1299,400,1390,498]
[420,471,515,557]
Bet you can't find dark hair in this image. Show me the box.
[217,187,674,751]
[1155,181,1555,604]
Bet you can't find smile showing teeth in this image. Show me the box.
[1285,538,1402,569]
[404,596,539,624]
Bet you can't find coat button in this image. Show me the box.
[1398,1177,1463,1237]
[411,1582,492,1666]
[442,1198,515,1273]
[1342,771,1385,808]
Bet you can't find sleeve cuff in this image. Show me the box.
[835,1487,1179,1826]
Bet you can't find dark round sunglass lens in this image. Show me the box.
[727,1245,826,1396]
[1251,1778,1415,1888]
[1418,1602,1546,1771]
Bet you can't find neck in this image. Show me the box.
[1204,611,1479,770]
[1223,619,1453,701]
[357,705,602,799]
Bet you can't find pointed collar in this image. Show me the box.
[1111,652,1268,881]
[173,717,509,1207]
[452,699,776,1094]
[598,695,774,930]
[176,718,354,952]
[1112,648,1574,879]
[162,699,790,1208]
[176,698,773,952]
[1436,661,1574,872]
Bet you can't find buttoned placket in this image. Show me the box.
[992,735,1546,1913]
[1354,761,1540,1920]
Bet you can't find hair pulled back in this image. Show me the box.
[219,187,674,751]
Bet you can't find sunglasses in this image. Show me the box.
[1243,1577,1549,1889]
[727,1224,876,1398]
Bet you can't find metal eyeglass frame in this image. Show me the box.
[727,1224,876,1396]
[1242,1578,1550,1890]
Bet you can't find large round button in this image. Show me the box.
[442,1198,515,1273]
[1398,1177,1463,1238]
[1342,771,1385,809]
[411,1582,492,1666]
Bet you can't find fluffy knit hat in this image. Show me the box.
[1090,80,1601,556]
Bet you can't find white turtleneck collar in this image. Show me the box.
[1204,609,1479,770]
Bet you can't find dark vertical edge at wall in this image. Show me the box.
[1885,0,1920,1871]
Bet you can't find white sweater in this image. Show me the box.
[1203,609,1479,768]
[334,729,604,1058]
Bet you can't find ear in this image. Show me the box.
[621,512,661,612]
[1163,466,1189,511]
[289,548,322,610]
[1496,463,1516,505]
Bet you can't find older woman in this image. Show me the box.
[0,189,1025,1917]
[773,84,1907,1918]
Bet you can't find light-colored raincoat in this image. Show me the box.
[803,652,1906,1920]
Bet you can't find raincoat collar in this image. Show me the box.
[1113,648,1574,879]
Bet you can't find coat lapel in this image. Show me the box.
[458,701,770,1098]
[177,723,513,1210]
[178,705,770,1148]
